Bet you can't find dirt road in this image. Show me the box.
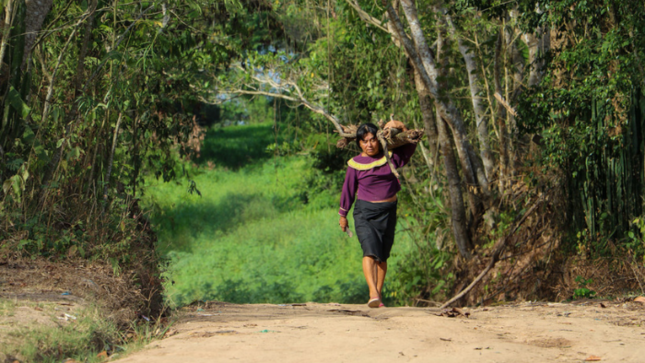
[113,301,645,363]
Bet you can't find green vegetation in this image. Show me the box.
[0,298,171,363]
[1,300,116,363]
[146,122,416,307]
[2,0,645,323]
[197,122,279,169]
[0,0,289,266]
[572,277,597,300]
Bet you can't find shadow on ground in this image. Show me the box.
[196,123,282,169]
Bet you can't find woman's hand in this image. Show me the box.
[384,120,407,132]
[339,216,348,232]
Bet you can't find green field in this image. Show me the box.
[144,123,413,307]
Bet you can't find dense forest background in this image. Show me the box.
[2,0,645,307]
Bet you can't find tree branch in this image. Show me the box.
[42,12,90,123]
[343,0,389,33]
[227,64,353,137]
[440,200,543,308]
[494,92,518,117]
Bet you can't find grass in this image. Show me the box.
[196,122,282,169]
[144,122,414,307]
[0,298,173,362]
[0,299,116,363]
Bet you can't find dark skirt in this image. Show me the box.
[353,199,398,263]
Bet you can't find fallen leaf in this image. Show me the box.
[585,355,602,361]
[634,296,645,304]
[440,337,452,342]
[96,351,108,359]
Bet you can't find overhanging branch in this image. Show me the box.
[227,64,353,138]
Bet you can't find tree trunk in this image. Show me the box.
[446,15,494,180]
[392,0,490,197]
[412,24,472,259]
[524,24,549,87]
[375,1,474,258]
[73,0,97,96]
[101,113,122,214]
[437,109,472,258]
[506,14,526,102]
[435,15,480,217]
[494,29,510,192]
[23,0,54,71]
[0,0,15,70]
[413,69,438,158]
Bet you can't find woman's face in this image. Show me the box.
[359,132,380,157]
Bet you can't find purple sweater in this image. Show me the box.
[339,143,417,217]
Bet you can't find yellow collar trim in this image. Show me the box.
[347,152,392,171]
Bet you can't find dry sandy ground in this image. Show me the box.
[113,301,645,363]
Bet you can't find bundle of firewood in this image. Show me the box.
[335,119,425,150]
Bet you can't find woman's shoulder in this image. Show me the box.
[347,152,392,171]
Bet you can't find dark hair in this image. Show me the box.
[356,123,379,148]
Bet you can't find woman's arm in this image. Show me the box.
[392,142,417,168]
[339,167,358,231]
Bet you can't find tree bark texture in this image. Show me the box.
[494,29,510,192]
[392,0,490,197]
[413,66,438,159]
[73,0,97,96]
[415,61,472,257]
[524,25,550,87]
[437,108,472,258]
[446,14,494,180]
[505,19,525,102]
[434,22,479,218]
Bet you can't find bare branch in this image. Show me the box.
[440,200,543,308]
[228,89,299,103]
[227,64,353,137]
[494,92,518,117]
[343,0,389,33]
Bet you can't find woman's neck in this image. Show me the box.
[361,151,383,158]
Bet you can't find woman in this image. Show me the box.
[338,121,417,308]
